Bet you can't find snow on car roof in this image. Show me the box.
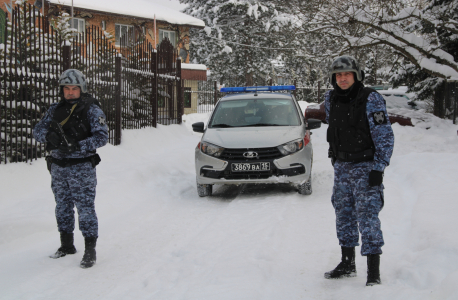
[47,0,205,27]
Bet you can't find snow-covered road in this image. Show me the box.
[1,105,458,300]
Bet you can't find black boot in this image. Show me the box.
[49,232,77,259]
[324,246,357,279]
[366,254,381,286]
[80,237,97,269]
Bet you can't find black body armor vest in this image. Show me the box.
[47,95,100,151]
[327,87,376,162]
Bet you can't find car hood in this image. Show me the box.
[202,126,304,148]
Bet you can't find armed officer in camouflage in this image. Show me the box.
[33,69,108,269]
[323,56,394,286]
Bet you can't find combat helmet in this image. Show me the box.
[329,55,364,85]
[59,69,87,93]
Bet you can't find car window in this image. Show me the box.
[209,98,301,128]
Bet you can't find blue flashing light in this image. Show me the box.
[220,87,247,93]
[220,85,296,93]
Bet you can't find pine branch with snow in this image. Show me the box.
[50,11,77,42]
[181,0,294,85]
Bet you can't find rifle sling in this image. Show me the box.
[59,103,78,126]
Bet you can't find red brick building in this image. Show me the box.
[1,0,205,63]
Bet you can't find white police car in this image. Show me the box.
[192,85,321,197]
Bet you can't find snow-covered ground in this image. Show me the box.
[1,102,458,300]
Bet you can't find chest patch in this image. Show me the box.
[372,111,387,125]
[98,116,106,125]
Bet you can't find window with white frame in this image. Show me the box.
[159,30,176,47]
[115,24,133,46]
[67,18,85,37]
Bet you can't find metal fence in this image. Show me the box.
[70,25,120,146]
[0,3,181,163]
[117,29,182,128]
[183,80,218,114]
[155,38,182,125]
[0,4,64,163]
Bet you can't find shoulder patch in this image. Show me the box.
[372,111,387,125]
[98,116,106,125]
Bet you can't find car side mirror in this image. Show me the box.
[306,118,321,130]
[192,122,205,133]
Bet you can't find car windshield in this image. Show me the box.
[209,98,301,128]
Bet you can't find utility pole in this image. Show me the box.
[71,0,74,26]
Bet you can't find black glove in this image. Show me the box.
[46,131,62,147]
[369,170,384,187]
[328,148,336,167]
[58,137,80,154]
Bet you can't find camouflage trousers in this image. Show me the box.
[51,162,98,238]
[331,160,384,256]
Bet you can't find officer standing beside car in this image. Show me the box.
[323,56,394,286]
[33,69,108,269]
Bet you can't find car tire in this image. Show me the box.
[298,173,312,195]
[197,181,212,197]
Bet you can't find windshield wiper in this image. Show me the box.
[241,123,283,127]
[211,123,234,128]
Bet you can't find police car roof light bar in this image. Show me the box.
[220,85,296,93]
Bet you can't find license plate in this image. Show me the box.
[231,162,270,172]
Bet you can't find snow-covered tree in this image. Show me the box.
[387,0,458,117]
[1,0,62,162]
[181,0,293,86]
[50,9,76,42]
[293,0,457,116]
[365,52,377,86]
[263,0,458,117]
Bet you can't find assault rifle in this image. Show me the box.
[50,119,71,148]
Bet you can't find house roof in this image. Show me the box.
[181,63,207,71]
[47,0,205,28]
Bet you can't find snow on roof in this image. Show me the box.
[181,63,207,71]
[47,0,205,28]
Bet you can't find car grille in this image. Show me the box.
[219,147,283,160]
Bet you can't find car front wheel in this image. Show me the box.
[197,180,212,197]
[298,173,312,195]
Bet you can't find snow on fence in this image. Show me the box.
[119,30,182,128]
[0,3,182,164]
[0,3,64,164]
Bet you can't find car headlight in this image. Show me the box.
[200,141,225,157]
[277,138,304,156]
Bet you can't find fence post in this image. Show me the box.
[293,79,297,99]
[62,44,71,71]
[445,81,451,119]
[453,81,457,125]
[115,56,122,145]
[152,49,158,127]
[214,81,218,105]
[176,57,182,124]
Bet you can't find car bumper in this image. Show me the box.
[195,145,312,185]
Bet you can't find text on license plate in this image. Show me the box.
[231,162,270,172]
